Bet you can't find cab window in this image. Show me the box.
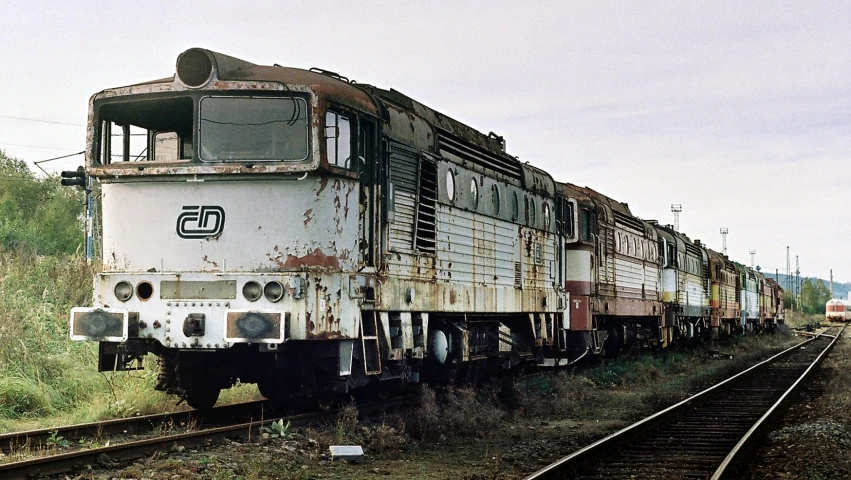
[325,111,352,169]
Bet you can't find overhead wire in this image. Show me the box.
[0,115,84,127]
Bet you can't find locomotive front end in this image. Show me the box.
[69,49,373,408]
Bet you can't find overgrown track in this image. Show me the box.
[0,397,411,479]
[0,400,269,456]
[525,326,844,480]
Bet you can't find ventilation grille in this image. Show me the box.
[437,130,521,180]
[389,144,418,193]
[614,211,645,234]
[685,242,702,257]
[514,262,522,288]
[414,158,437,253]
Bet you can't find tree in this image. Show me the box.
[800,278,831,315]
[0,150,84,255]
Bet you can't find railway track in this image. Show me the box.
[0,400,270,458]
[0,397,410,479]
[525,326,844,480]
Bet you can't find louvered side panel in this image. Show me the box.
[682,273,709,308]
[599,227,616,295]
[388,146,418,193]
[388,191,416,252]
[614,257,645,299]
[644,265,660,297]
[435,206,516,287]
[611,260,660,298]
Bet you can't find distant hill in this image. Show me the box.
[764,273,851,300]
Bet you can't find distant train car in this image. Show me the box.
[654,226,711,344]
[735,264,760,330]
[825,299,851,322]
[706,248,741,337]
[762,276,784,326]
[558,183,662,355]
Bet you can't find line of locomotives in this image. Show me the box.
[66,48,784,409]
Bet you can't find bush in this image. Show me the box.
[406,385,504,442]
[0,150,84,256]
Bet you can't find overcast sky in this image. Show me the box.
[1,1,848,283]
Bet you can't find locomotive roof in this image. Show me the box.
[557,182,635,218]
[99,48,535,188]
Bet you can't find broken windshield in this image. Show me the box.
[199,96,309,163]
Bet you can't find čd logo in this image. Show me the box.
[177,206,226,239]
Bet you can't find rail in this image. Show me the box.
[0,397,411,479]
[524,326,844,479]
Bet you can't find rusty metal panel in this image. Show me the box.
[160,280,236,299]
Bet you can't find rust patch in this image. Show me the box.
[449,289,457,305]
[315,176,329,197]
[303,208,314,226]
[202,255,219,268]
[306,330,345,340]
[282,248,341,269]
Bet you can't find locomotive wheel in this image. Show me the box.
[185,386,220,410]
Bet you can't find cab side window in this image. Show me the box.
[325,111,352,169]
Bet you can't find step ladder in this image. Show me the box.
[361,312,382,375]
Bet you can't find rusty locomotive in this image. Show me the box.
[66,48,784,409]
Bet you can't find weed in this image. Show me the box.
[45,430,70,449]
[263,419,294,439]
[406,385,504,442]
[334,403,360,444]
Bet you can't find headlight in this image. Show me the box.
[242,281,262,302]
[114,281,133,302]
[264,281,284,302]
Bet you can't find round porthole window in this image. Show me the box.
[470,178,479,209]
[445,170,455,203]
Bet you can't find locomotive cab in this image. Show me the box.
[71,49,385,408]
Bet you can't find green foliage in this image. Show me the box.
[46,429,70,448]
[801,278,831,314]
[264,419,294,439]
[0,149,84,255]
[0,251,98,420]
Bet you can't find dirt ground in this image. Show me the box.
[60,328,848,480]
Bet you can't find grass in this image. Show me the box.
[0,250,268,432]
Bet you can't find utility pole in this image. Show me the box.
[796,256,801,312]
[720,228,729,255]
[786,246,791,295]
[671,204,682,232]
[831,269,834,299]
